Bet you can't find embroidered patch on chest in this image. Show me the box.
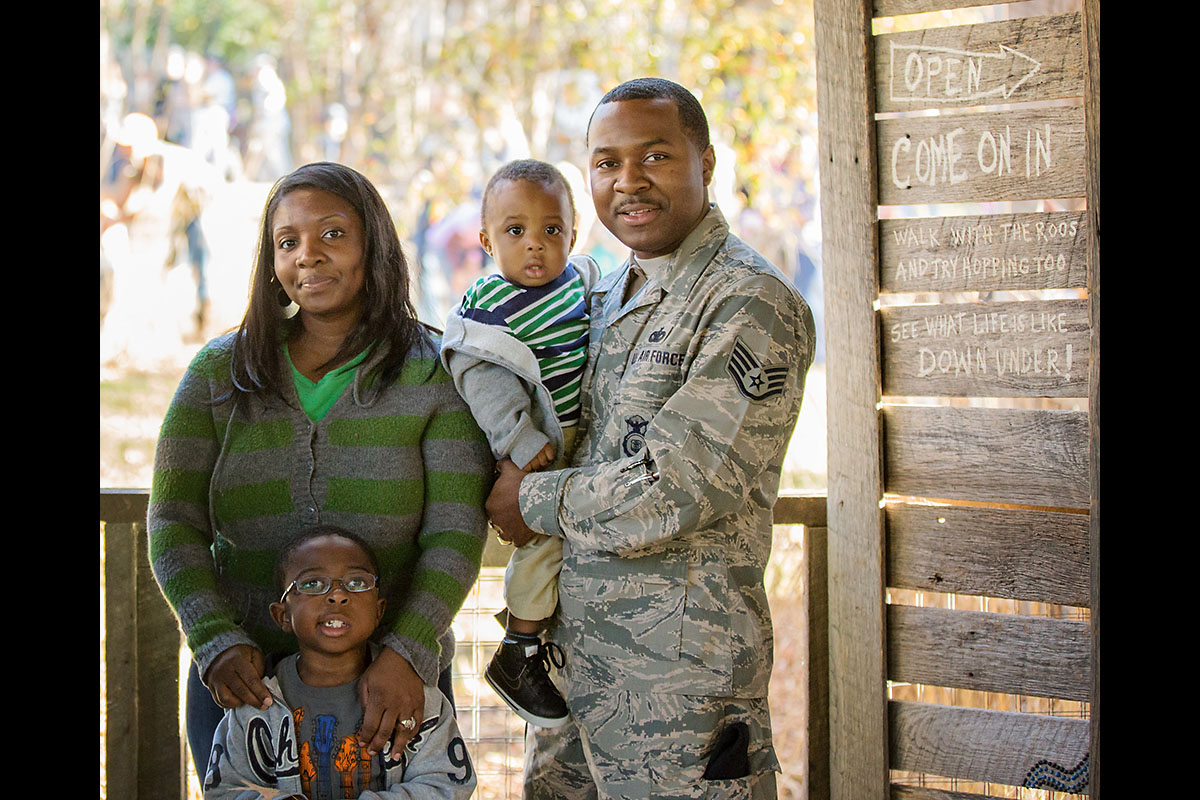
[622,415,649,457]
[727,337,788,402]
[630,346,686,367]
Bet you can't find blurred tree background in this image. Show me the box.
[101,8,826,796]
[100,0,821,286]
[100,0,828,491]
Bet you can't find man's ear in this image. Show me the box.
[375,597,386,626]
[701,144,716,187]
[270,601,293,633]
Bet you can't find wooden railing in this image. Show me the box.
[100,488,830,800]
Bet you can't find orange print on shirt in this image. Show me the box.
[334,737,360,798]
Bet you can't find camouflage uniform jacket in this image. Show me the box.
[519,205,815,699]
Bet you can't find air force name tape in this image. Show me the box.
[727,337,788,401]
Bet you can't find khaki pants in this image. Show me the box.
[503,425,574,621]
[504,532,563,621]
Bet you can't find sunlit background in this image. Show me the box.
[100,2,826,797]
[100,0,828,492]
[101,1,1085,798]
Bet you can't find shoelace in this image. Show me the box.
[535,640,566,673]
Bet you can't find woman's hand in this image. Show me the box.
[205,644,271,710]
[357,646,425,757]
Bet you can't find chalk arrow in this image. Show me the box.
[995,45,1041,98]
[889,41,1042,104]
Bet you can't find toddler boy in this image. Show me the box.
[440,159,600,728]
[203,526,476,799]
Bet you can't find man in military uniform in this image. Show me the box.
[486,77,815,799]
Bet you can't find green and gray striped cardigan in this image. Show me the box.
[147,331,493,685]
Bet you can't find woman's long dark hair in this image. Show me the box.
[229,162,430,407]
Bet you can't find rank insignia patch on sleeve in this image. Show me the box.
[727,338,788,401]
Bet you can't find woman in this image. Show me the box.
[147,162,492,771]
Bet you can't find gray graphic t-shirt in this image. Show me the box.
[275,655,384,799]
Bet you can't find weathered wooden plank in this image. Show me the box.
[774,492,829,528]
[891,785,1001,800]
[887,604,1091,701]
[134,521,187,799]
[878,106,1085,206]
[879,212,1087,293]
[886,503,1090,606]
[104,521,139,800]
[1083,0,1100,795]
[876,14,1082,112]
[100,488,150,524]
[874,0,1023,18]
[806,526,830,800]
[814,0,890,796]
[890,701,1090,792]
[881,300,1088,397]
[883,405,1089,508]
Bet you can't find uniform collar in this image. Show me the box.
[595,204,730,300]
[631,203,729,297]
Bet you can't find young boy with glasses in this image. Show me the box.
[202,526,476,799]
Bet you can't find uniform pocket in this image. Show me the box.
[579,555,688,662]
[571,553,734,695]
[588,477,654,526]
[618,345,685,410]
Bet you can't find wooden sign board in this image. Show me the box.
[880,211,1087,293]
[888,604,1091,701]
[878,105,1085,205]
[882,299,1089,396]
[886,503,1090,607]
[874,0,1027,18]
[814,1,1098,797]
[875,14,1084,113]
[890,701,1090,791]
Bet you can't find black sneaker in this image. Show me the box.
[484,638,570,728]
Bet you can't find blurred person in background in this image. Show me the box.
[244,55,293,182]
[100,112,162,330]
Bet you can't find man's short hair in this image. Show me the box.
[589,77,711,153]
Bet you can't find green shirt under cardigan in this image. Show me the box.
[286,343,369,422]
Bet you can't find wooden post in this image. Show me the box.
[1083,0,1100,795]
[102,491,186,800]
[804,524,830,800]
[135,520,187,798]
[812,1,889,799]
[104,520,139,800]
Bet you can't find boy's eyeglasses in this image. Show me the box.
[279,572,378,603]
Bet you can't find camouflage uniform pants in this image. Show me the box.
[524,683,779,799]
